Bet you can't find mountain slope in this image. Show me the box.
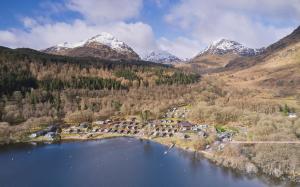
[197,39,264,57]
[186,39,264,73]
[43,33,140,61]
[226,26,300,70]
[223,26,300,94]
[143,50,182,64]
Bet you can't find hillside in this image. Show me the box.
[182,39,263,73]
[0,46,199,127]
[226,26,300,70]
[0,28,300,183]
[43,33,140,61]
[222,26,300,95]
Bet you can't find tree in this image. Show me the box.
[140,110,150,122]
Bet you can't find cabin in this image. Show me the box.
[288,113,297,118]
[94,121,105,125]
[191,126,199,131]
[198,131,207,138]
[217,132,233,141]
[178,121,194,131]
[45,132,56,139]
[79,122,89,129]
[184,134,190,139]
[45,125,58,133]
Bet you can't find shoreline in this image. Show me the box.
[4,133,299,184]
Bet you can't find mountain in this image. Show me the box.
[197,39,264,57]
[43,33,140,61]
[143,50,182,64]
[224,25,300,94]
[186,39,264,73]
[225,26,300,70]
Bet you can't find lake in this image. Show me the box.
[0,138,293,187]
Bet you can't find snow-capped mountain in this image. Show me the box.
[198,39,264,57]
[143,50,182,64]
[43,33,140,60]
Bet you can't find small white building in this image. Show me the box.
[29,133,37,138]
[94,121,105,125]
[288,113,297,118]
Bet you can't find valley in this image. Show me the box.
[0,25,299,184]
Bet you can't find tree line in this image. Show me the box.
[156,72,200,85]
[40,76,126,91]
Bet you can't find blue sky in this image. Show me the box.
[0,0,299,58]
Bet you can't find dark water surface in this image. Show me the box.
[0,138,295,187]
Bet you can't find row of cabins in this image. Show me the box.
[64,120,143,135]
[151,121,208,132]
[150,131,174,138]
[62,118,210,139]
[163,107,188,119]
[29,125,60,140]
[148,121,208,138]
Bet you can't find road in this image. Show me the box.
[229,141,300,144]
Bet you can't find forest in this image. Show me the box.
[0,47,200,130]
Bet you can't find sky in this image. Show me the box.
[0,0,299,59]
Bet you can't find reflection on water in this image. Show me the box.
[0,138,296,187]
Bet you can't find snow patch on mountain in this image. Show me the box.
[198,38,264,56]
[86,33,130,52]
[47,32,133,53]
[143,50,182,64]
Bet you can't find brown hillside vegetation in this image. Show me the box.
[0,24,300,182]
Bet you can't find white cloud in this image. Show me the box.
[0,0,299,59]
[102,22,157,56]
[0,31,18,45]
[0,0,156,56]
[66,0,143,23]
[0,19,156,56]
[165,0,299,48]
[157,37,203,59]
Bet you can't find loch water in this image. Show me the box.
[0,138,295,187]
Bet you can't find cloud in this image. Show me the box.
[66,0,143,23]
[0,31,18,45]
[165,0,299,48]
[157,37,202,59]
[0,0,299,59]
[152,0,170,8]
[0,0,157,56]
[0,19,156,56]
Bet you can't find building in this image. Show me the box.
[178,121,194,131]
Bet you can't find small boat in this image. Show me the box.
[164,143,175,155]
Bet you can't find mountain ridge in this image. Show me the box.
[143,50,182,64]
[196,38,264,57]
[42,33,140,61]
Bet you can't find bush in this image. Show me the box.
[114,69,140,81]
[65,110,94,123]
[294,119,300,138]
[250,115,296,141]
[193,138,207,151]
[296,128,300,138]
